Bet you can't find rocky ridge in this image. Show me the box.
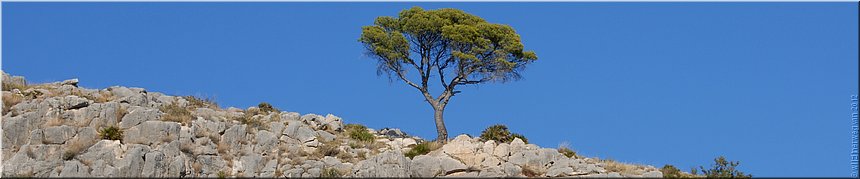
[1,72,663,178]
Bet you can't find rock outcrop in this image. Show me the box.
[1,72,662,177]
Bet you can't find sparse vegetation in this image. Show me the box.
[344,124,374,142]
[521,166,539,177]
[217,170,227,179]
[602,159,645,176]
[311,140,342,159]
[557,142,577,159]
[698,156,751,178]
[63,138,95,161]
[2,80,28,92]
[321,167,342,178]
[257,102,279,113]
[99,126,123,141]
[2,93,24,115]
[160,100,193,125]
[479,124,529,143]
[94,90,115,103]
[661,164,699,178]
[184,95,218,109]
[404,141,441,159]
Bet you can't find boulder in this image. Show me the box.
[254,130,277,154]
[410,155,442,177]
[351,151,411,177]
[61,78,79,87]
[119,108,161,129]
[439,155,467,174]
[323,114,344,131]
[478,166,505,177]
[643,170,663,178]
[59,160,90,177]
[122,121,180,146]
[141,151,167,177]
[43,125,76,144]
[284,121,316,143]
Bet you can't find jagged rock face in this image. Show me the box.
[0,72,662,178]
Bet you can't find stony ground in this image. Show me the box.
[1,72,663,178]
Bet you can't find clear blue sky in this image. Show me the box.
[3,2,857,177]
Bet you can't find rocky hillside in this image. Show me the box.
[1,72,663,178]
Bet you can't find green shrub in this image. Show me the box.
[257,102,279,113]
[99,126,123,140]
[321,168,342,178]
[344,124,374,142]
[699,156,751,178]
[661,165,682,178]
[479,124,528,143]
[404,142,441,159]
[217,170,227,179]
[558,146,577,158]
[480,124,512,142]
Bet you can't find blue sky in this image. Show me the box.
[3,2,857,177]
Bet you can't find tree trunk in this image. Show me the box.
[433,107,448,143]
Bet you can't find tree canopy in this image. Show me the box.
[359,6,537,141]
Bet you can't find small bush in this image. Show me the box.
[404,142,442,159]
[661,165,683,178]
[99,126,123,141]
[184,95,218,109]
[321,167,342,178]
[257,102,279,113]
[217,170,227,179]
[160,101,192,125]
[699,156,751,178]
[558,146,577,159]
[344,124,374,142]
[479,124,528,144]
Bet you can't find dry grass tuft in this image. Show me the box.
[44,115,66,127]
[602,159,644,176]
[2,93,24,115]
[63,138,95,161]
[160,100,193,126]
[2,80,28,92]
[184,95,218,109]
[94,91,115,103]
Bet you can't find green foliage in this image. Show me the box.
[479,124,528,144]
[359,7,537,84]
[699,156,751,178]
[257,102,279,113]
[661,165,683,178]
[404,142,441,159]
[558,146,577,158]
[321,168,342,178]
[99,126,123,141]
[217,171,227,179]
[344,124,374,142]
